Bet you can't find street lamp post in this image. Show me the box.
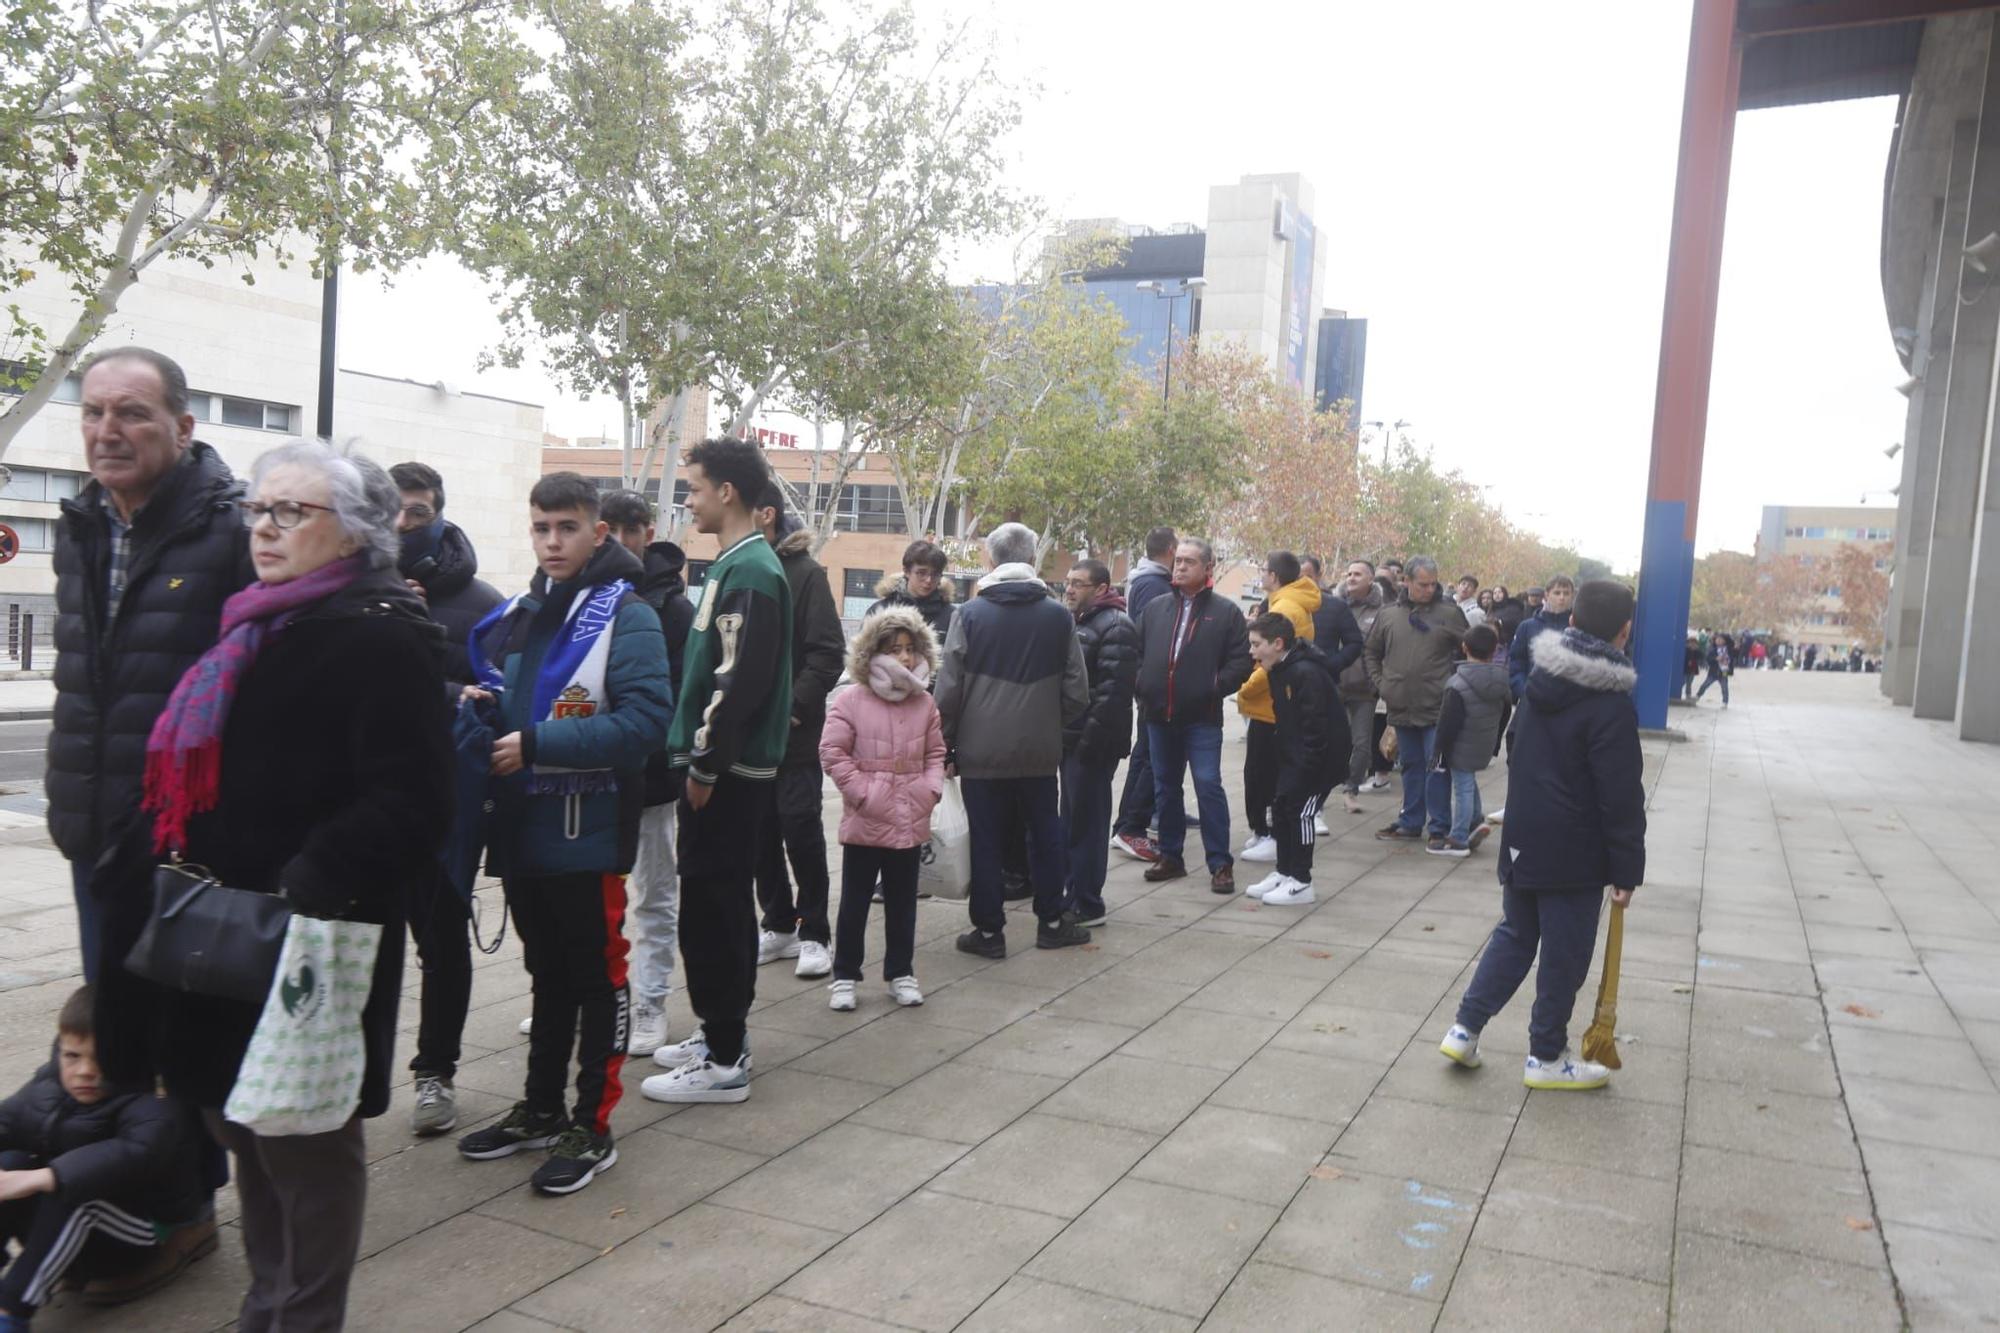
[1135,278,1207,402]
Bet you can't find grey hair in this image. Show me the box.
[1178,537,1215,566]
[1404,554,1439,579]
[250,438,401,569]
[986,521,1038,567]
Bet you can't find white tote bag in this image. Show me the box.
[223,915,383,1137]
[917,778,972,900]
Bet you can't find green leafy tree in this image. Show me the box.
[0,0,531,461]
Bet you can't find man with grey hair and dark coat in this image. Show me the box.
[938,522,1091,958]
[1365,553,1469,846]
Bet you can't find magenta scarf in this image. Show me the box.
[142,554,368,852]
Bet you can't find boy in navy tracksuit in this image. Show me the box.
[1242,612,1347,908]
[1439,580,1646,1091]
[456,473,671,1193]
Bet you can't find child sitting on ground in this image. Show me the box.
[0,987,209,1330]
[819,608,947,1011]
[1429,622,1510,858]
[1439,580,1646,1090]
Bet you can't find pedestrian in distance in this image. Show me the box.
[457,471,669,1192]
[1430,623,1509,858]
[750,485,846,981]
[1060,559,1140,928]
[389,461,505,1137]
[600,490,697,1058]
[1695,633,1732,706]
[1682,636,1702,700]
[820,609,947,1012]
[642,438,793,1106]
[1133,538,1254,894]
[939,522,1092,958]
[1111,525,1178,863]
[137,439,450,1317]
[1241,613,1346,907]
[1332,559,1389,813]
[1365,555,1470,848]
[1235,551,1320,866]
[1439,580,1646,1091]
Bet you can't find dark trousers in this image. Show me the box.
[962,775,1065,933]
[0,1150,156,1312]
[1456,884,1606,1061]
[1243,720,1278,838]
[1695,667,1730,704]
[1060,751,1115,919]
[204,1110,366,1333]
[409,867,472,1079]
[833,844,920,982]
[504,872,630,1134]
[754,760,832,944]
[1113,722,1155,837]
[678,774,769,1068]
[1272,788,1323,883]
[69,860,101,981]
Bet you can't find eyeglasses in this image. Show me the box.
[240,499,335,530]
[399,504,437,522]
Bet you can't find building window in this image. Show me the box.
[0,466,85,503]
[0,516,53,552]
[841,568,882,621]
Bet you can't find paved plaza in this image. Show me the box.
[1,670,1996,1330]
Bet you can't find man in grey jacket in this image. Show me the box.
[938,523,1091,958]
[1364,554,1469,846]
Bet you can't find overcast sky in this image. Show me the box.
[343,1,1908,570]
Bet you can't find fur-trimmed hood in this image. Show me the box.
[1527,626,1638,712]
[774,527,815,558]
[873,571,956,604]
[847,604,939,684]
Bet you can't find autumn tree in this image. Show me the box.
[0,0,532,461]
[1824,540,1891,650]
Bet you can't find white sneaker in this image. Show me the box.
[795,940,832,979]
[828,980,857,1012]
[757,929,801,965]
[1244,870,1285,900]
[1362,775,1393,792]
[1439,1023,1482,1068]
[518,1015,533,1035]
[1314,815,1330,836]
[890,975,924,1007]
[1486,808,1504,824]
[1240,835,1278,863]
[651,1029,754,1072]
[1261,876,1316,907]
[627,997,667,1054]
[640,1055,751,1104]
[1523,1048,1611,1091]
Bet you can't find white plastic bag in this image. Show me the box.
[223,915,383,1137]
[917,778,972,900]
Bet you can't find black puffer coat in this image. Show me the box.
[48,442,250,866]
[101,572,451,1117]
[399,520,504,688]
[1065,595,1140,764]
[774,529,846,767]
[0,1044,204,1220]
[639,540,696,806]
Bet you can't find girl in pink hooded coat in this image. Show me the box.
[819,607,947,1011]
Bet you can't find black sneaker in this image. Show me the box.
[1037,913,1091,949]
[956,929,1006,959]
[458,1103,566,1160]
[1001,872,1032,902]
[532,1125,618,1195]
[1375,824,1424,841]
[1074,908,1108,929]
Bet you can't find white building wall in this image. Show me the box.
[1199,173,1323,395]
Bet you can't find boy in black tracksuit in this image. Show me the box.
[1244,613,1347,907]
[0,988,208,1327]
[1441,580,1646,1091]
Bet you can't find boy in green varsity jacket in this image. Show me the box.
[640,437,792,1107]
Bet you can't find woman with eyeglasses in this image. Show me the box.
[129,438,451,1330]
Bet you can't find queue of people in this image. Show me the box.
[9,342,1649,1330]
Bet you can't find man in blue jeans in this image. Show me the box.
[939,523,1093,958]
[1133,539,1254,895]
[1362,555,1469,848]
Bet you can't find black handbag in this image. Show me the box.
[123,863,292,1005]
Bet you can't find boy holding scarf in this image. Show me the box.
[456,473,671,1195]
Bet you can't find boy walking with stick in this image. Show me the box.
[1438,581,1646,1090]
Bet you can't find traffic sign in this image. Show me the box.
[0,523,17,565]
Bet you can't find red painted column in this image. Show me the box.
[1632,0,1744,728]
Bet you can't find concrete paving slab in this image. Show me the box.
[1035,1052,1228,1135]
[344,1212,597,1331]
[845,1060,1064,1145]
[1879,1222,2000,1330]
[1202,1260,1436,1331]
[958,1276,1196,1332]
[1024,1177,1278,1318]
[707,1121,963,1234]
[1470,1157,1675,1284]
[927,1112,1156,1218]
[1670,1230,1901,1332]
[1255,1166,1479,1303]
[1204,1047,1380,1126]
[1129,1104,1337,1206]
[1436,1246,1669,1331]
[1325,1095,1517,1193]
[1676,1144,1887,1268]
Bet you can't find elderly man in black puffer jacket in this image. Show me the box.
[48,349,252,984]
[1059,558,1139,927]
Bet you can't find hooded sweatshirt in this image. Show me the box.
[1237,575,1322,724]
[1499,628,1647,893]
[399,519,504,688]
[1435,658,1511,772]
[866,572,955,640]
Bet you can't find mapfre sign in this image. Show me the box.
[749,427,801,449]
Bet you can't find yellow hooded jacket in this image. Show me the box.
[1237,575,1321,723]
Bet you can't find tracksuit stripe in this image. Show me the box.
[23,1201,157,1305]
[588,871,632,1135]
